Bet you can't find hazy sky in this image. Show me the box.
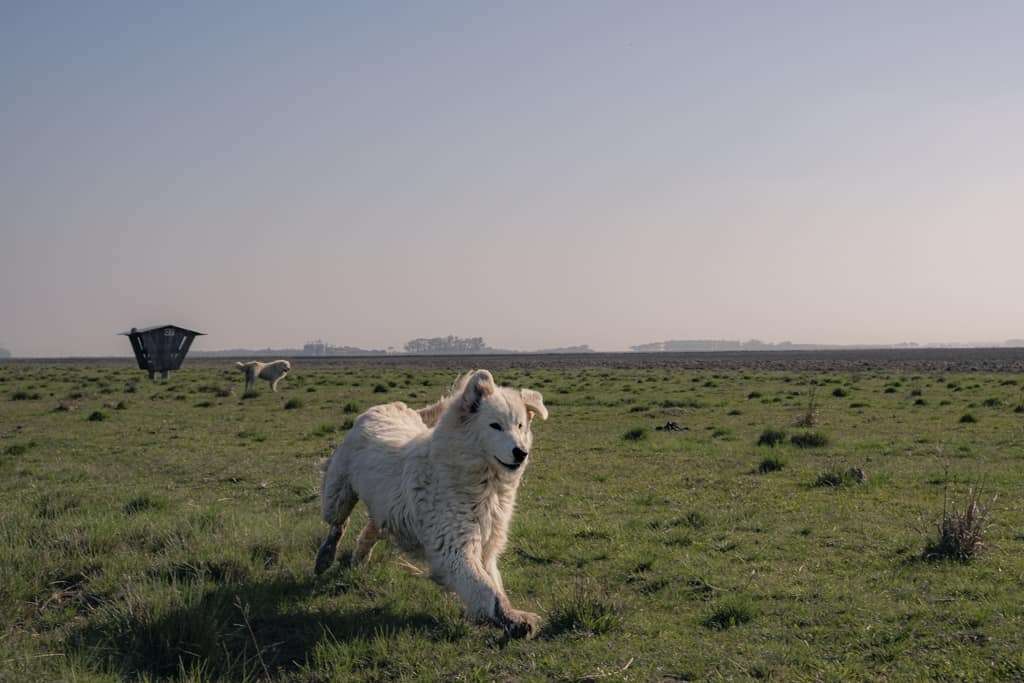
[3,1,1023,356]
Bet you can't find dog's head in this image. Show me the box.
[455,370,548,473]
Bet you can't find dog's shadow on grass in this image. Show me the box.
[71,569,465,680]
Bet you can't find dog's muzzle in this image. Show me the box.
[496,456,522,471]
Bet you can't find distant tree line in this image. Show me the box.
[404,336,488,354]
[0,347,10,359]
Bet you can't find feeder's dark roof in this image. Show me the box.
[118,325,205,336]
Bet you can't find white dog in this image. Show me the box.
[315,370,549,638]
[236,360,291,392]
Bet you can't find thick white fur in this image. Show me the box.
[316,370,549,638]
[236,360,291,392]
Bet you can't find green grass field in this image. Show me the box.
[2,361,1023,681]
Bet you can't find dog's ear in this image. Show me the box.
[520,388,548,422]
[461,370,495,415]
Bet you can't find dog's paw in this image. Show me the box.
[502,608,541,639]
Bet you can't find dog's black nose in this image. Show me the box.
[512,447,528,463]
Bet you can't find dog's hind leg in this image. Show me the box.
[314,484,358,575]
[352,520,380,566]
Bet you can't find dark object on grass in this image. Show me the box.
[120,324,204,380]
[656,421,687,432]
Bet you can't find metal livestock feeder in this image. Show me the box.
[120,324,204,380]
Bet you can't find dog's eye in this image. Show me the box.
[489,422,503,431]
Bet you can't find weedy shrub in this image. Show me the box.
[981,398,1002,408]
[747,391,762,400]
[727,408,742,416]
[757,429,786,447]
[115,401,128,410]
[758,456,785,474]
[342,401,361,414]
[884,387,897,394]
[959,413,977,424]
[702,597,755,630]
[241,390,259,400]
[914,398,928,406]
[284,398,303,410]
[341,418,355,430]
[791,431,829,448]
[623,427,648,441]
[373,384,388,393]
[924,488,992,561]
[832,388,848,398]
[87,410,107,422]
[850,402,868,409]
[795,386,818,427]
[194,400,213,408]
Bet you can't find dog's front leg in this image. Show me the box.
[440,549,539,639]
[484,554,504,594]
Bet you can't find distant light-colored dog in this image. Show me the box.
[236,360,291,392]
[315,370,549,638]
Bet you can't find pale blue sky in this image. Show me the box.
[3,2,1022,356]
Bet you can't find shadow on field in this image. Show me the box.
[70,573,458,679]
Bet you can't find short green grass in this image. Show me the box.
[1,361,1024,680]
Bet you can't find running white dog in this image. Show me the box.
[236,360,291,392]
[315,370,549,638]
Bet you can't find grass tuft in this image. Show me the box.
[702,597,755,630]
[757,429,786,447]
[814,467,866,488]
[924,488,992,562]
[11,390,41,401]
[623,427,648,441]
[791,431,829,448]
[544,587,622,638]
[758,456,785,474]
